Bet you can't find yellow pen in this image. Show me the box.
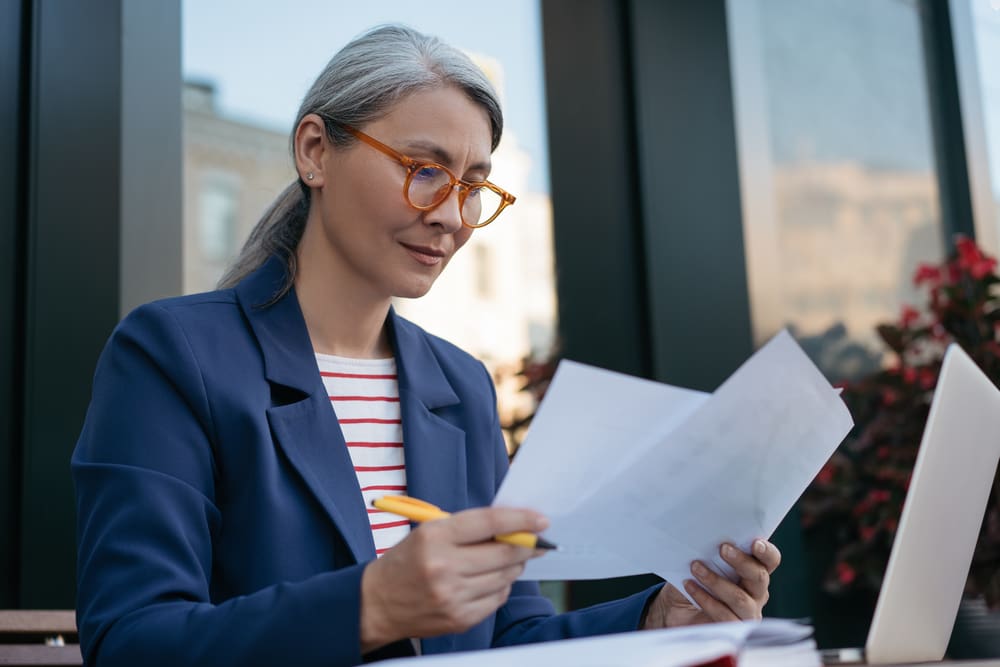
[372,495,558,550]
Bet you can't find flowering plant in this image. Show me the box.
[801,236,1000,607]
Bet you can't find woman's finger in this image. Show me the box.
[450,559,527,597]
[442,539,535,576]
[690,560,760,620]
[751,539,782,573]
[719,543,770,601]
[682,579,739,622]
[444,507,549,546]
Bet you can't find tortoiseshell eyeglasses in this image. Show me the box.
[342,124,516,229]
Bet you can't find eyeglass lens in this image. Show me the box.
[407,166,504,227]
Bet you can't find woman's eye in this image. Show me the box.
[413,165,441,181]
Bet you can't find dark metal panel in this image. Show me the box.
[120,0,183,315]
[921,0,976,246]
[629,0,755,390]
[541,0,651,378]
[0,0,27,609]
[20,0,122,607]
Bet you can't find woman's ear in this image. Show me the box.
[294,113,328,187]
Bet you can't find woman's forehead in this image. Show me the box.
[372,87,492,145]
[365,86,494,167]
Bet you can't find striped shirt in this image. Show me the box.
[316,353,410,556]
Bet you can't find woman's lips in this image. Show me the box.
[401,243,446,266]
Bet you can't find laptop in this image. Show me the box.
[823,343,1000,664]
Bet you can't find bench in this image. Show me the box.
[0,611,82,666]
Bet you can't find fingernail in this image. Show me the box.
[683,579,697,593]
[754,540,767,557]
[535,516,549,531]
[722,544,736,558]
[691,561,708,577]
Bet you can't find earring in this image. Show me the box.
[306,172,314,181]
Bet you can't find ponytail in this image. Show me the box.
[217,180,309,301]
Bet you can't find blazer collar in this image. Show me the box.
[234,255,318,396]
[234,255,460,411]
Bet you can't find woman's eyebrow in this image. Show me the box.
[402,139,491,174]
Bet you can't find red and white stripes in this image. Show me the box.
[316,353,409,556]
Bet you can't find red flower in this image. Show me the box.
[902,366,917,384]
[836,562,857,585]
[900,305,920,328]
[870,489,891,503]
[971,257,997,280]
[860,525,876,541]
[913,263,942,286]
[876,445,890,460]
[881,388,898,406]
[956,235,982,269]
[816,463,835,485]
[918,368,937,390]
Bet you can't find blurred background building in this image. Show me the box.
[2,0,999,651]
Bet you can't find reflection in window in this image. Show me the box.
[198,175,238,263]
[182,81,292,294]
[729,0,944,381]
[970,0,1000,241]
[473,243,495,299]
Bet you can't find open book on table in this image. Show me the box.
[376,618,819,667]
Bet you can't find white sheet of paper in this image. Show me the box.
[496,330,853,586]
[373,619,815,667]
[493,361,708,580]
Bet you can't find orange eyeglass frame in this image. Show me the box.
[341,124,516,228]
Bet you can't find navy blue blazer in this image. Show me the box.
[72,256,658,667]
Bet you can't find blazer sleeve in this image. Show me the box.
[72,303,370,667]
[476,363,665,648]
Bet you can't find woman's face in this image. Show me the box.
[307,85,492,301]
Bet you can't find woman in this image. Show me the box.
[73,24,780,667]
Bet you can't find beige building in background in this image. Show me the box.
[771,162,940,343]
[183,81,294,293]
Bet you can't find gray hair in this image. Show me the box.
[218,24,504,297]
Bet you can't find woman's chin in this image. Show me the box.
[392,279,437,300]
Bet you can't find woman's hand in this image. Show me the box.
[642,540,781,629]
[359,507,548,652]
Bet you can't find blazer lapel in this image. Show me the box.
[237,257,375,563]
[388,310,468,657]
[388,310,468,514]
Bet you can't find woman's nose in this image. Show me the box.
[424,185,465,232]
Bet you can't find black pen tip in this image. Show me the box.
[535,536,558,550]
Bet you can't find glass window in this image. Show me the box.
[969,0,1000,245]
[197,173,238,262]
[728,0,944,381]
